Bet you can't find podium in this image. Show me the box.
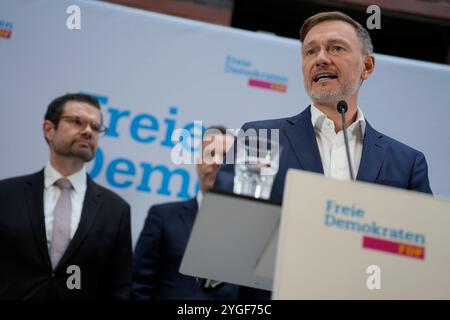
[180,169,450,299]
[273,169,450,299]
[179,190,281,291]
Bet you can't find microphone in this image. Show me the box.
[336,100,355,181]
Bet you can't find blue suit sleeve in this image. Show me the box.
[131,206,163,300]
[409,152,433,195]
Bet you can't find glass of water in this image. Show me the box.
[233,135,281,200]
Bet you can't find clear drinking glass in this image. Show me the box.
[233,135,281,200]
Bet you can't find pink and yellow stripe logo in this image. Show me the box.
[362,236,425,260]
[0,29,11,39]
[248,78,287,93]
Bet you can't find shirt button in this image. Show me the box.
[51,273,55,278]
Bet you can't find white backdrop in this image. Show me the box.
[1,0,449,245]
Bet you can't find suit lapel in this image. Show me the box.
[178,198,198,241]
[356,121,388,183]
[284,108,388,182]
[24,170,52,269]
[284,106,324,174]
[55,176,102,270]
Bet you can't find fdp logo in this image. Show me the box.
[0,20,13,39]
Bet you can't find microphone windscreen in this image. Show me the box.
[337,100,348,114]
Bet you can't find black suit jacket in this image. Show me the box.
[0,170,133,299]
[131,198,239,300]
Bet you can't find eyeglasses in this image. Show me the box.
[60,115,108,135]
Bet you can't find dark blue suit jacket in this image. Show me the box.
[214,106,433,299]
[131,198,239,300]
[215,106,432,204]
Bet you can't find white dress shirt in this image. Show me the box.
[310,104,366,181]
[44,163,87,248]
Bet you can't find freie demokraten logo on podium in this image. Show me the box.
[323,199,426,260]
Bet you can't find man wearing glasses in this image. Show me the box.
[0,93,133,299]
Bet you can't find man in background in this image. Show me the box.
[132,125,238,300]
[0,93,133,299]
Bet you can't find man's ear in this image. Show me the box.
[362,54,375,80]
[43,120,55,142]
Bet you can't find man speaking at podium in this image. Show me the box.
[214,11,432,298]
